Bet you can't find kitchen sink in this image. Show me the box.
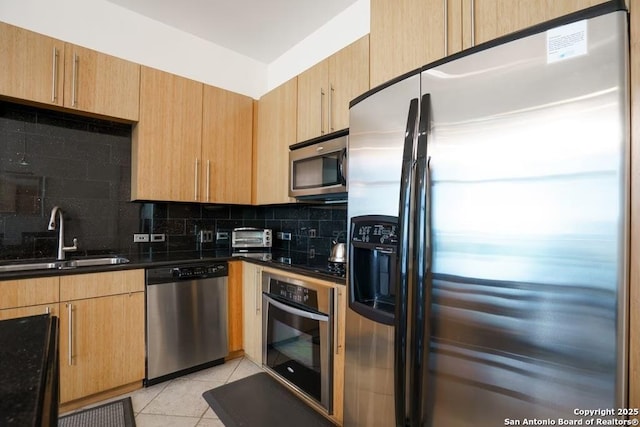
[0,256,130,273]
[66,256,130,268]
[0,262,62,273]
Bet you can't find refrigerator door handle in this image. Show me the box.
[408,93,432,426]
[395,97,419,427]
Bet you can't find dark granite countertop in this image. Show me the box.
[0,249,347,284]
[0,314,58,426]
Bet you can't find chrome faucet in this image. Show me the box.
[48,206,78,260]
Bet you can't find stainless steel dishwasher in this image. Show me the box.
[145,261,228,385]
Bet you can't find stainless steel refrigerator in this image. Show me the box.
[344,2,629,426]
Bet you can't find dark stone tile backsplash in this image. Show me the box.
[140,202,347,260]
[0,101,347,262]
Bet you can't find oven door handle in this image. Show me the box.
[264,294,329,322]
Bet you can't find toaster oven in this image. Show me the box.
[232,228,272,249]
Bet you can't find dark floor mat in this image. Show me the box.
[202,372,335,427]
[58,397,135,427]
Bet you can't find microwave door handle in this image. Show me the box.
[264,294,329,322]
[339,148,347,185]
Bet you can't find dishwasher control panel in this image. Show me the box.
[147,262,228,284]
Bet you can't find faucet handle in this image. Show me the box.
[63,238,78,253]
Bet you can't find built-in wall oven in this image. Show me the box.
[262,272,335,414]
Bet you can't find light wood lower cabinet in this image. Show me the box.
[242,262,263,363]
[227,261,244,356]
[0,276,59,320]
[0,303,58,320]
[58,270,145,404]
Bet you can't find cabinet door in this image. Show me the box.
[63,44,140,121]
[133,67,203,202]
[332,285,346,425]
[470,0,609,47]
[297,60,329,142]
[228,261,244,354]
[0,304,58,321]
[59,292,145,403]
[0,22,64,106]
[202,85,253,204]
[370,0,445,87]
[241,262,263,363]
[328,35,370,133]
[254,78,297,205]
[0,277,59,309]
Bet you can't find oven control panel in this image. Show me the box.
[271,279,318,310]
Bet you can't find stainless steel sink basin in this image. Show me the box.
[0,256,130,273]
[0,261,61,273]
[66,256,130,268]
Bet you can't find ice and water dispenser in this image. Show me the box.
[348,215,398,325]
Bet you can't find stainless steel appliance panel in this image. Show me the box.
[146,273,228,381]
[344,4,629,427]
[289,131,348,199]
[422,11,628,425]
[344,72,420,427]
[261,272,335,414]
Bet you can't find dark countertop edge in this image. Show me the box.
[0,254,347,285]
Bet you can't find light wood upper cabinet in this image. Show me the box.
[62,44,140,121]
[59,270,145,404]
[254,78,297,205]
[0,22,65,107]
[297,60,329,142]
[297,35,369,142]
[328,35,370,133]
[0,22,139,121]
[201,85,253,204]
[133,66,203,202]
[370,0,445,87]
[468,0,610,48]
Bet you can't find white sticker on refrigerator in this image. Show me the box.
[546,20,587,63]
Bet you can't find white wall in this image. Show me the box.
[266,0,370,91]
[0,0,369,99]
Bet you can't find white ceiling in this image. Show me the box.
[105,0,360,63]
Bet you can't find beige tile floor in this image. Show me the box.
[68,357,263,427]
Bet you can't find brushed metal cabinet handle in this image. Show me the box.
[444,0,448,54]
[470,0,475,47]
[329,84,335,132]
[72,53,79,107]
[255,269,261,314]
[194,158,200,201]
[334,288,342,355]
[320,88,326,135]
[206,160,211,202]
[67,303,73,366]
[51,47,59,102]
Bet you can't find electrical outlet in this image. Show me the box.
[133,233,149,243]
[278,232,291,241]
[199,230,214,243]
[150,233,166,242]
[309,229,316,238]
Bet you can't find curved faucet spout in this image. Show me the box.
[48,206,78,260]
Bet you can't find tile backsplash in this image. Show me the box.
[139,203,347,259]
[0,101,138,260]
[0,101,347,261]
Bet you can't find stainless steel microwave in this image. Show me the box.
[289,130,348,201]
